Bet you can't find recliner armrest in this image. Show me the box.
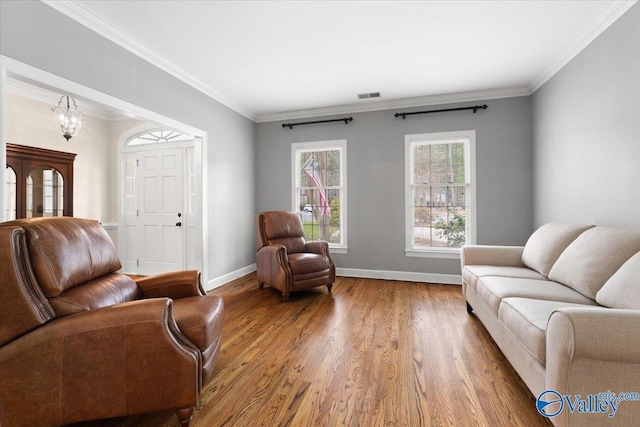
[306,240,330,256]
[257,244,287,258]
[136,270,205,299]
[256,245,290,286]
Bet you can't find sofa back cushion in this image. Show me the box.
[521,223,593,277]
[596,251,640,309]
[7,217,122,298]
[0,226,55,346]
[548,227,640,299]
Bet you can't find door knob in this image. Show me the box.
[176,222,182,227]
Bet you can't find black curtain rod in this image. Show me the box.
[282,117,353,129]
[394,104,487,119]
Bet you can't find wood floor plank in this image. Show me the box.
[71,274,551,427]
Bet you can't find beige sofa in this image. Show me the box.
[461,223,640,427]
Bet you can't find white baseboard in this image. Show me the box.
[205,264,460,290]
[206,263,257,291]
[337,267,461,285]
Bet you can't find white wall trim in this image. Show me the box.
[206,263,257,291]
[256,87,530,123]
[204,265,461,290]
[337,268,461,285]
[527,0,637,93]
[42,0,255,121]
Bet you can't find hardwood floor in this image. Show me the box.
[75,274,551,427]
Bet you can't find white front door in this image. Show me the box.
[138,147,184,275]
[119,136,201,277]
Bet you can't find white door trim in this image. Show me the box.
[0,55,209,283]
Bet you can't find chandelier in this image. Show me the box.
[52,96,83,141]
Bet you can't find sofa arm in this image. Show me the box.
[460,245,525,268]
[546,307,640,426]
[0,298,200,426]
[136,270,205,299]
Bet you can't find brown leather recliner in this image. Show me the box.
[256,211,335,300]
[0,217,224,427]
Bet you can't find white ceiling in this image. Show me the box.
[45,0,636,121]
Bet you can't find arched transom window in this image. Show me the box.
[127,129,192,146]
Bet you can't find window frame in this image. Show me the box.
[291,139,348,253]
[404,130,476,259]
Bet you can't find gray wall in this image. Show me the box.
[256,96,533,276]
[0,1,257,283]
[532,3,640,229]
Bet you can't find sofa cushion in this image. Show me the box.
[477,277,597,316]
[48,273,140,317]
[596,251,640,309]
[521,223,593,277]
[499,298,597,364]
[548,227,640,299]
[462,265,545,292]
[288,253,332,275]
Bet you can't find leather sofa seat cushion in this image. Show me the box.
[49,274,140,317]
[548,227,640,299]
[521,223,593,277]
[499,298,596,364]
[477,277,597,316]
[173,296,224,384]
[288,253,332,275]
[7,217,122,298]
[596,251,640,309]
[463,265,545,292]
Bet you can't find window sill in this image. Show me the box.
[329,247,348,255]
[405,248,461,259]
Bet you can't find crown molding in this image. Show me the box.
[528,0,637,93]
[42,0,256,121]
[41,0,636,124]
[255,87,531,123]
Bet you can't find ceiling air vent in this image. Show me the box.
[357,92,381,99]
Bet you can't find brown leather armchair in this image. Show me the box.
[256,211,335,300]
[0,217,223,427]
